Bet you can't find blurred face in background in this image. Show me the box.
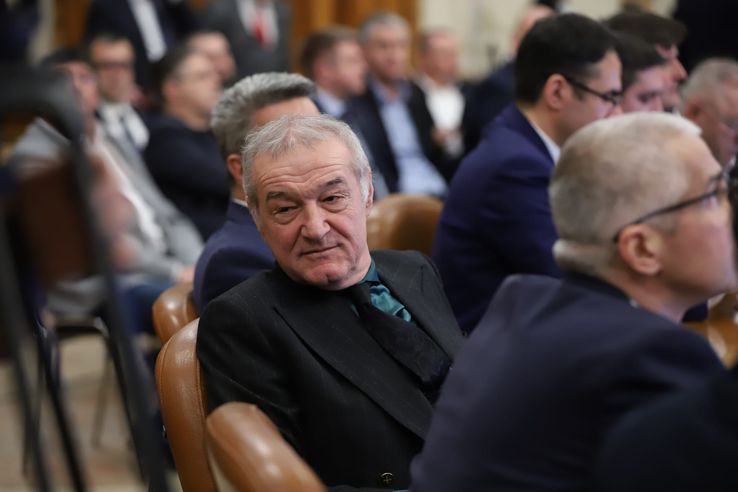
[689,83,738,168]
[57,61,99,118]
[187,32,237,85]
[621,65,665,113]
[420,31,460,85]
[363,22,410,84]
[90,39,136,104]
[655,44,688,111]
[165,53,223,120]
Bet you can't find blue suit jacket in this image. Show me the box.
[192,201,273,312]
[433,104,560,333]
[411,273,723,492]
[595,362,738,492]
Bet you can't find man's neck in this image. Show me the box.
[599,270,688,323]
[519,104,565,147]
[166,105,209,131]
[372,75,403,101]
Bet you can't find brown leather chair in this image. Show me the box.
[155,319,216,492]
[367,193,443,256]
[685,293,738,367]
[152,282,198,344]
[205,402,326,492]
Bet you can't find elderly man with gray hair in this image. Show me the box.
[681,58,738,169]
[411,112,735,492]
[197,114,463,490]
[192,72,319,311]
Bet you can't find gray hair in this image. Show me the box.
[681,58,738,110]
[210,72,314,158]
[241,114,371,216]
[358,12,409,45]
[549,112,701,275]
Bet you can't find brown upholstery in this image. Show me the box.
[367,193,443,256]
[152,282,198,344]
[205,402,326,492]
[155,319,216,492]
[685,293,738,367]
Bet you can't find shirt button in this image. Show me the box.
[379,472,394,487]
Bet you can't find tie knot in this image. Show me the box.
[346,282,373,306]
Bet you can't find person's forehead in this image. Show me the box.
[255,138,354,184]
[369,23,408,41]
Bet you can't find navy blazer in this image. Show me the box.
[145,114,229,240]
[197,250,464,490]
[411,273,723,492]
[350,81,454,193]
[433,104,560,334]
[192,201,273,312]
[594,363,737,492]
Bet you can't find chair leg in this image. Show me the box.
[91,355,113,448]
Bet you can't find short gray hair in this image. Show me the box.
[358,12,409,45]
[210,72,314,158]
[241,114,371,216]
[550,112,701,274]
[681,58,738,109]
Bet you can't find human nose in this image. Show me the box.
[300,203,330,240]
[607,103,622,117]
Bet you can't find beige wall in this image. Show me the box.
[419,0,677,79]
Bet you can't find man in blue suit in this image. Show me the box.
[411,112,737,491]
[434,13,623,333]
[192,72,319,311]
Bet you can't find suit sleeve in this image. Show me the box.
[598,328,723,424]
[481,155,561,277]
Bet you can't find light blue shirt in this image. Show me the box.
[370,79,447,196]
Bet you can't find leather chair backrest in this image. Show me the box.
[155,319,215,492]
[152,282,198,344]
[367,194,443,256]
[205,402,326,492]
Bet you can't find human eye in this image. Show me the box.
[322,191,348,209]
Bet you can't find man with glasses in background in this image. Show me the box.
[681,58,738,170]
[433,13,623,334]
[412,112,734,492]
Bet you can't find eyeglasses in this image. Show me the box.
[611,170,731,243]
[563,75,623,106]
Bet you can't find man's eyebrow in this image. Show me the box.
[322,177,347,190]
[265,190,290,202]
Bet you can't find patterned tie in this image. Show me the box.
[346,281,450,393]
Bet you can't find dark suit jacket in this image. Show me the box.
[84,0,198,89]
[433,103,560,334]
[192,200,273,312]
[350,82,454,193]
[594,362,737,492]
[410,273,723,492]
[203,0,290,78]
[461,61,515,153]
[144,114,229,239]
[197,250,464,490]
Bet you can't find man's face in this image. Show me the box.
[621,65,665,113]
[559,50,623,143]
[330,40,367,97]
[90,40,136,103]
[658,135,737,301]
[421,32,460,85]
[188,33,236,84]
[170,53,222,118]
[691,84,738,168]
[363,24,409,83]
[58,61,99,117]
[655,44,687,111]
[252,137,372,290]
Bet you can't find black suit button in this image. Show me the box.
[379,472,394,487]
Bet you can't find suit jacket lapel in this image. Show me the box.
[272,271,434,439]
[376,254,464,359]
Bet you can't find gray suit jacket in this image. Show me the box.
[11,119,202,314]
[203,0,290,78]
